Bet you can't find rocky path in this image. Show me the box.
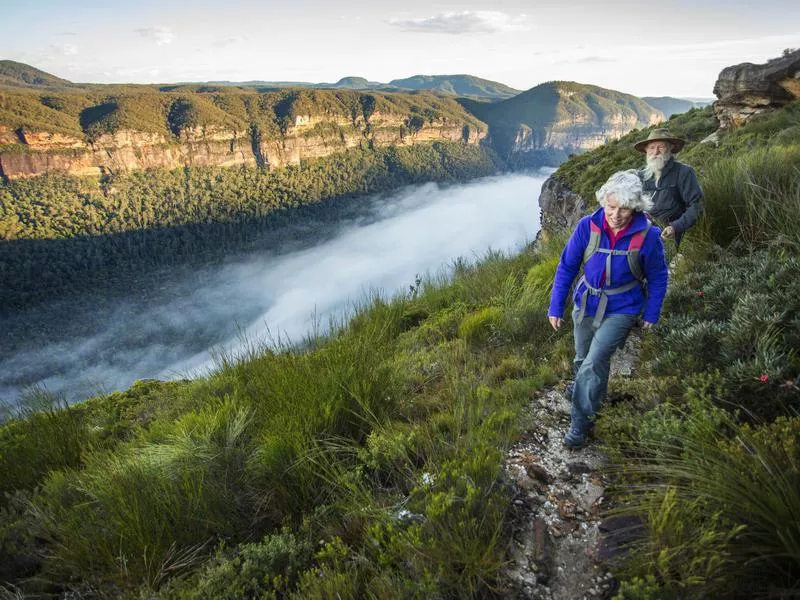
[503,335,640,599]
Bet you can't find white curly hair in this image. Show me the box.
[595,169,653,212]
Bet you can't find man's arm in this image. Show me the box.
[670,166,704,235]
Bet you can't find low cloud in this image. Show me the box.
[49,43,78,56]
[211,37,240,48]
[135,25,175,46]
[387,11,528,34]
[576,56,616,64]
[1,173,546,407]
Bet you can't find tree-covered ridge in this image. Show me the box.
[0,87,487,146]
[0,60,76,90]
[0,141,503,308]
[641,96,709,118]
[385,74,521,100]
[469,80,661,129]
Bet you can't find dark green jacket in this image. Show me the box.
[640,157,703,247]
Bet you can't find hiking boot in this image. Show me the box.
[563,426,587,449]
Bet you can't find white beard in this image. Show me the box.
[643,153,671,182]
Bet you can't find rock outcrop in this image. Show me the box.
[713,48,800,128]
[537,175,588,235]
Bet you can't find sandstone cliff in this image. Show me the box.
[0,90,486,180]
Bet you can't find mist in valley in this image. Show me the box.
[0,172,547,408]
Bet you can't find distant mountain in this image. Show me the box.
[642,96,712,118]
[190,74,520,100]
[0,60,75,90]
[317,76,383,90]
[465,80,663,166]
[0,62,518,101]
[386,75,520,100]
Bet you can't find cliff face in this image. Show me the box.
[713,49,800,128]
[467,81,663,167]
[507,112,659,155]
[0,114,482,180]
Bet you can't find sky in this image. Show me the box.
[0,1,798,98]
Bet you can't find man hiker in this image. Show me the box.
[635,129,704,248]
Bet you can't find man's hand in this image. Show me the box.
[641,321,655,330]
[661,225,676,239]
[549,316,563,331]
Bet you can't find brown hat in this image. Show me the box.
[634,128,686,153]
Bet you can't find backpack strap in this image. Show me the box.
[625,220,652,281]
[582,221,602,265]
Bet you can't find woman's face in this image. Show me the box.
[604,194,635,231]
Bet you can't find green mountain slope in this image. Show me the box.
[0,59,76,90]
[462,80,663,166]
[489,80,659,127]
[386,74,521,100]
[642,95,706,118]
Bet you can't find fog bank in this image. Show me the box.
[0,172,547,407]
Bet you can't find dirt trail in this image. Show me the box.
[503,334,640,599]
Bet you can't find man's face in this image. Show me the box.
[646,141,672,158]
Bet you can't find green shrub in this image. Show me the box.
[0,490,38,581]
[33,400,255,585]
[0,393,87,499]
[700,145,800,248]
[458,306,504,345]
[163,530,314,599]
[644,249,800,419]
[606,408,800,598]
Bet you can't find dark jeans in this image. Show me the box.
[570,308,638,435]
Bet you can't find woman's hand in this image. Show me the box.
[661,225,675,239]
[549,316,563,331]
[641,321,655,330]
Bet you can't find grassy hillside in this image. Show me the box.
[0,240,568,597]
[553,101,800,597]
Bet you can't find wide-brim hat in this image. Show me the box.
[634,128,686,153]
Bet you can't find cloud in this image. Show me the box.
[211,37,240,48]
[135,25,175,46]
[49,43,78,56]
[576,56,616,64]
[387,11,528,34]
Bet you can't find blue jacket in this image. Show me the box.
[548,208,669,323]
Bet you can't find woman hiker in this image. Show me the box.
[547,170,669,448]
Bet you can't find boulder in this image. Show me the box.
[713,48,800,128]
